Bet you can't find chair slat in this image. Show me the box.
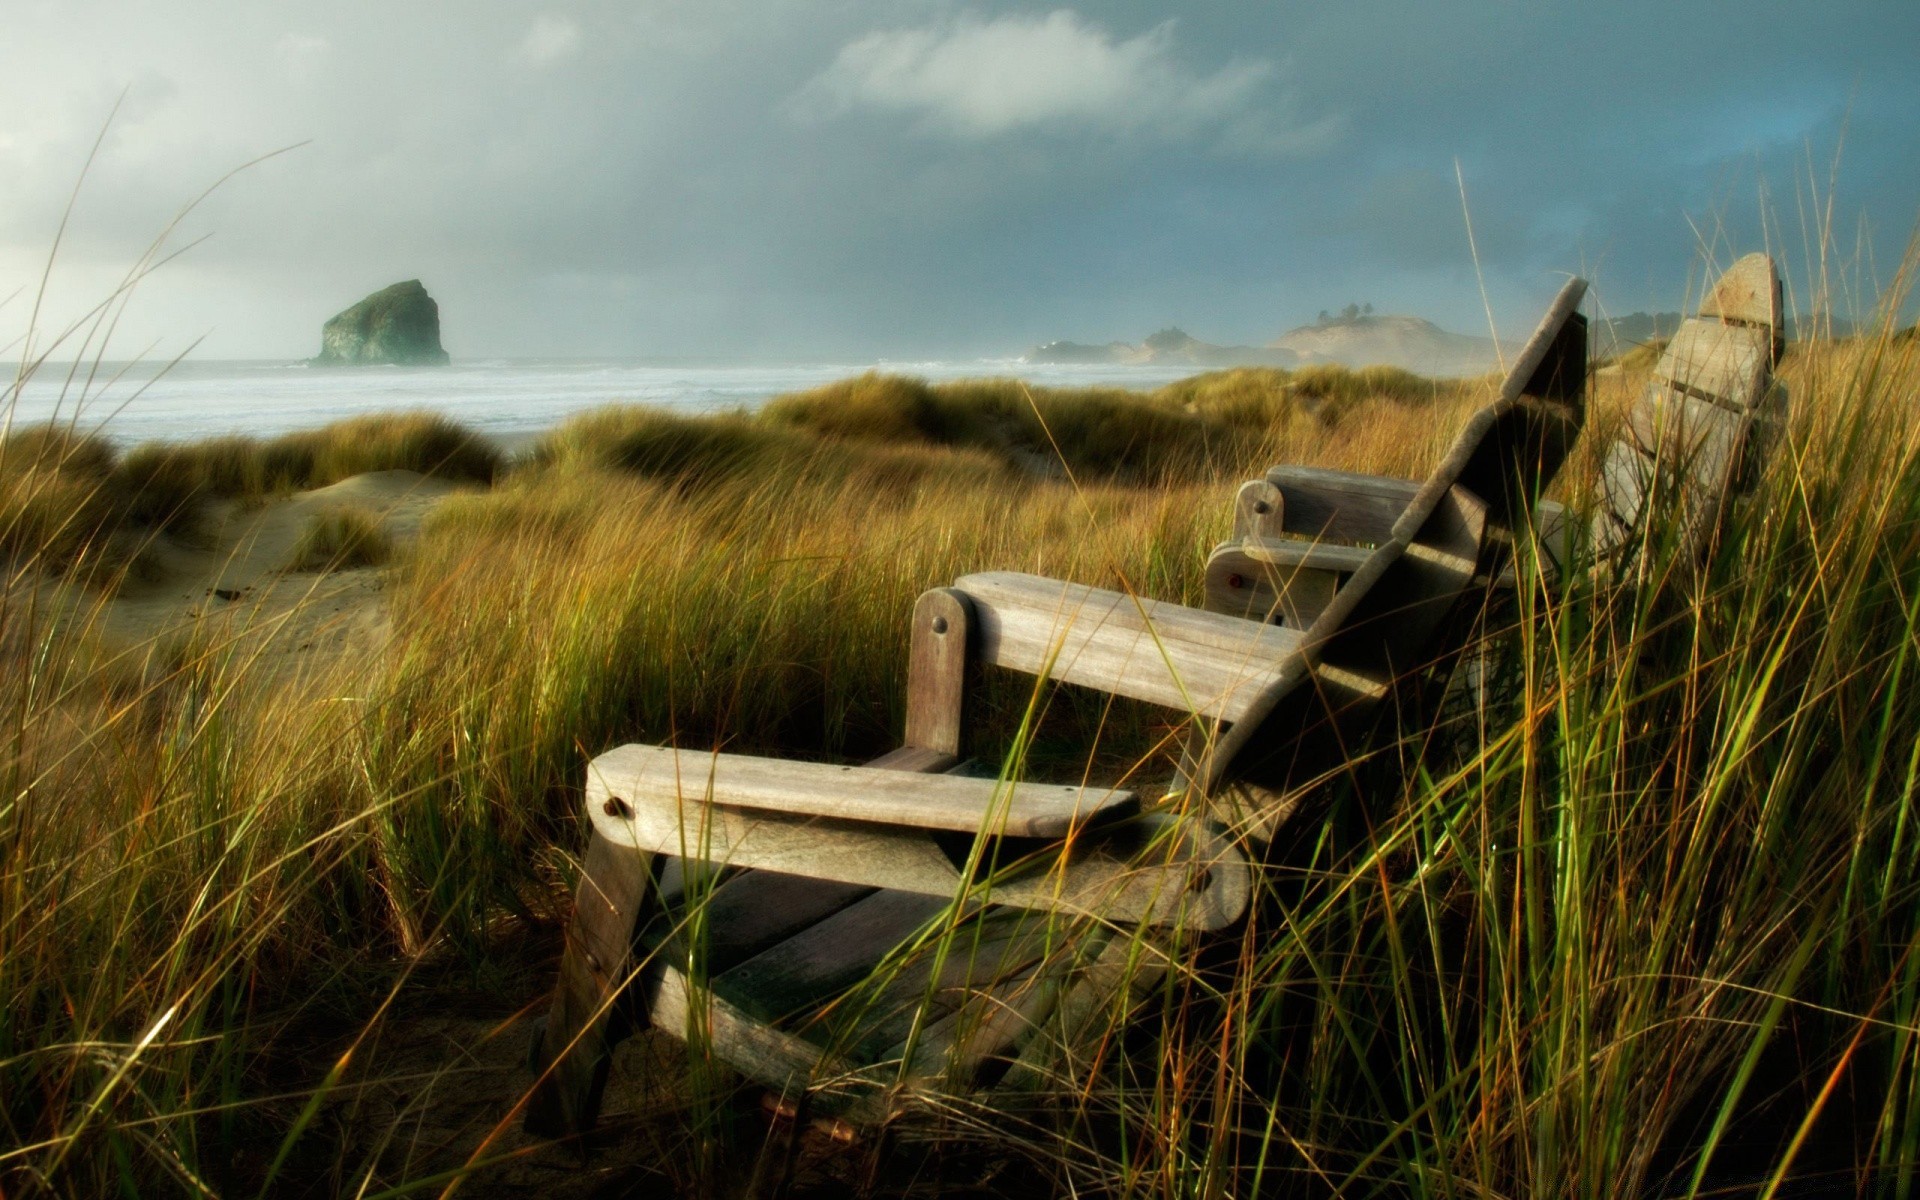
[1654,319,1772,409]
[955,571,1301,722]
[711,890,950,1025]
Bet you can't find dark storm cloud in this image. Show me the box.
[0,0,1912,359]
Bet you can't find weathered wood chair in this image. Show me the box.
[524,278,1591,1138]
[1594,253,1786,558]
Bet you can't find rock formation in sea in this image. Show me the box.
[313,280,450,366]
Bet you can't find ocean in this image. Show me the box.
[4,357,1206,448]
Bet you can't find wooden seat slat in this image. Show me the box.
[645,870,875,977]
[1625,384,1746,472]
[837,909,1057,1061]
[711,890,950,1025]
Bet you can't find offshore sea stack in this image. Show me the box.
[314,279,450,365]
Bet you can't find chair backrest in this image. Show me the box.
[1595,253,1783,559]
[1192,277,1589,803]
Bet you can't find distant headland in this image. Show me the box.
[1024,309,1503,377]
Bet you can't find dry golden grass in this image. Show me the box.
[6,323,1920,1195]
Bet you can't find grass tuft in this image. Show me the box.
[285,505,393,572]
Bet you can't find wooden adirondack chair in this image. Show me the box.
[523,278,1591,1139]
[1594,253,1786,558]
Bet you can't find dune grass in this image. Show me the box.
[120,410,502,502]
[760,364,1477,484]
[285,506,393,572]
[5,294,1920,1195]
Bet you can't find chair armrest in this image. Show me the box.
[1239,536,1377,572]
[589,743,1136,838]
[586,749,1246,931]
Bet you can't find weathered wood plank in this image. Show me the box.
[1231,479,1286,540]
[1202,542,1340,626]
[1596,439,1652,548]
[904,588,972,756]
[644,964,838,1100]
[880,956,1059,1096]
[588,773,1248,931]
[1654,319,1771,409]
[996,929,1166,1094]
[1239,535,1377,573]
[861,745,958,774]
[647,869,875,977]
[954,571,1301,722]
[1264,465,1416,542]
[590,743,1136,839]
[1699,251,1784,335]
[839,910,1057,1061]
[1625,381,1748,478]
[712,890,951,1024]
[524,832,654,1136]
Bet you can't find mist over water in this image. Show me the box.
[5,357,1205,446]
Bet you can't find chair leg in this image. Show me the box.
[525,831,654,1137]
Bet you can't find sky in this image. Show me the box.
[1,1,1914,361]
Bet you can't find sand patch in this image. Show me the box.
[77,469,470,691]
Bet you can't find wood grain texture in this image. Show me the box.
[1596,440,1652,547]
[1201,542,1340,626]
[1654,319,1771,409]
[524,832,655,1136]
[1239,536,1376,573]
[997,929,1169,1095]
[1231,479,1286,540]
[590,742,1136,839]
[837,907,1058,1061]
[954,571,1301,722]
[904,588,972,756]
[1699,251,1784,337]
[644,964,838,1101]
[1265,465,1417,542]
[646,869,875,977]
[861,745,958,774]
[1625,382,1747,479]
[713,889,951,1024]
[587,768,1248,931]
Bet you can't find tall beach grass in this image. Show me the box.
[4,279,1920,1195]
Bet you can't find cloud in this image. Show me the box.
[788,10,1328,152]
[514,15,581,68]
[274,33,331,80]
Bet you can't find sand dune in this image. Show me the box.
[88,469,470,689]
